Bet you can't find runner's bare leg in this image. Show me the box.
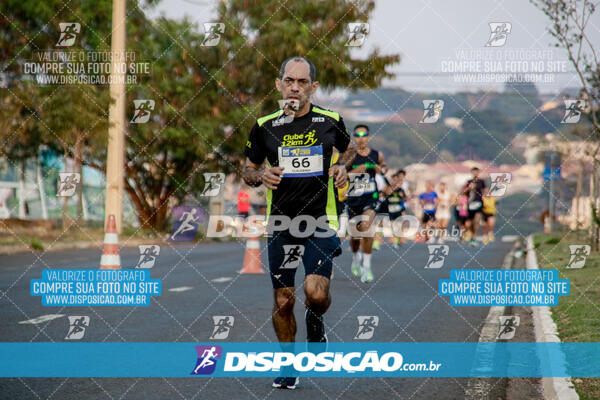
[359,209,376,253]
[272,287,296,342]
[304,274,331,317]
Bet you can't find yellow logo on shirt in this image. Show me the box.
[282,130,317,147]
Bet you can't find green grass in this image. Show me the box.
[534,232,600,399]
[29,238,44,251]
[544,236,561,245]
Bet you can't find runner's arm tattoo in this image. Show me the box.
[242,158,264,187]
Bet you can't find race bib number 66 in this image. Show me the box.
[278,145,323,177]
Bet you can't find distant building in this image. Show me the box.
[539,101,561,112]
[443,117,463,132]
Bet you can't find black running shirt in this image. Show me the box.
[244,104,350,229]
[347,149,380,204]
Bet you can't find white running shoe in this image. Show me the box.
[351,260,361,277]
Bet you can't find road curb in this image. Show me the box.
[526,235,579,400]
[464,241,517,399]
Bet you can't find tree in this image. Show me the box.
[0,84,44,218]
[1,0,150,224]
[119,0,399,230]
[531,0,600,249]
[2,0,399,230]
[0,1,63,217]
[43,84,110,225]
[0,85,43,163]
[0,0,115,225]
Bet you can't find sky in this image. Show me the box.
[145,0,600,94]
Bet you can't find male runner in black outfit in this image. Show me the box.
[378,170,407,247]
[346,124,388,283]
[242,57,355,389]
[463,167,487,246]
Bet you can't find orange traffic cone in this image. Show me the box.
[239,236,264,274]
[100,214,121,269]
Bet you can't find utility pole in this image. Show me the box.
[104,0,126,233]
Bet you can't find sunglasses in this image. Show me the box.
[353,130,369,137]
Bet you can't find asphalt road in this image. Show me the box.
[0,237,514,399]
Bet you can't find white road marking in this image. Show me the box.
[501,235,519,242]
[168,286,193,292]
[19,314,65,325]
[211,277,232,283]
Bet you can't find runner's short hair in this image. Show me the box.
[354,124,370,132]
[279,57,316,82]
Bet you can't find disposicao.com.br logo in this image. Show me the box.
[192,347,441,376]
